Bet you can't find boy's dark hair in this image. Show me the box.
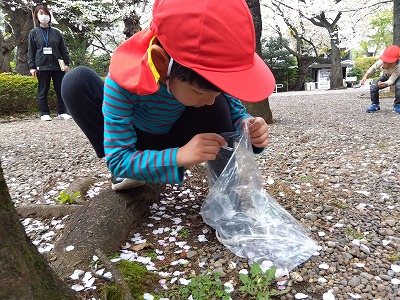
[33,5,52,26]
[168,60,220,92]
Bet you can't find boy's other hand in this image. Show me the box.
[177,133,227,167]
[243,117,269,148]
[377,81,388,88]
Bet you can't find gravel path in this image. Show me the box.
[1,86,399,299]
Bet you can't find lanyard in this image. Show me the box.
[40,27,49,46]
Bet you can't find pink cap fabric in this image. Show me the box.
[150,0,275,102]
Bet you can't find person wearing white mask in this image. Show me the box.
[28,5,71,121]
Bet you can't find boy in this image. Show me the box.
[361,45,400,113]
[61,0,276,191]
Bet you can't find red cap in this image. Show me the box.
[380,45,400,63]
[150,0,275,102]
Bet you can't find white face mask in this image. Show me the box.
[165,58,174,95]
[38,14,50,24]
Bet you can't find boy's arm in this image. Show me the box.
[103,76,185,184]
[384,66,400,86]
[361,60,383,84]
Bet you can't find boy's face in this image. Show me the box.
[169,79,221,107]
[382,61,398,69]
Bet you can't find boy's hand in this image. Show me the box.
[243,117,269,148]
[377,81,388,88]
[176,133,227,167]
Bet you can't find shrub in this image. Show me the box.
[354,57,381,79]
[0,73,57,115]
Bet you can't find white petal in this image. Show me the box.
[322,289,335,300]
[295,293,308,299]
[319,263,329,270]
[71,284,84,292]
[391,278,400,285]
[391,265,400,273]
[143,293,154,300]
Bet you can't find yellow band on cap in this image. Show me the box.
[147,36,160,83]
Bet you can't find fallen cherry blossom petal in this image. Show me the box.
[391,265,400,273]
[71,284,84,292]
[322,289,335,300]
[319,263,329,270]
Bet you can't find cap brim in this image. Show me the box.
[192,54,276,102]
[380,55,399,63]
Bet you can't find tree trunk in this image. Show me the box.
[123,14,141,39]
[10,7,32,75]
[52,183,164,279]
[244,99,273,124]
[329,31,344,89]
[295,60,312,91]
[0,164,77,300]
[245,0,273,124]
[0,32,13,73]
[394,0,400,46]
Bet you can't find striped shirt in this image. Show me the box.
[102,75,252,184]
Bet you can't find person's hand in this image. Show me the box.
[64,66,70,73]
[243,117,269,148]
[30,69,37,78]
[377,81,388,88]
[176,133,227,167]
[361,74,368,85]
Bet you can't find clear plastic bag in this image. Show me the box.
[201,124,318,273]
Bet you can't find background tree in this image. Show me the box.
[357,9,393,56]
[0,0,145,73]
[262,37,297,90]
[394,0,400,45]
[270,2,330,90]
[264,0,392,89]
[245,0,273,124]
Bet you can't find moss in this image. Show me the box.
[101,260,162,300]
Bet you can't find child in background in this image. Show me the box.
[362,45,400,113]
[61,0,276,191]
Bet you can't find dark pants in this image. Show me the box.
[61,66,234,158]
[370,76,400,105]
[37,70,67,115]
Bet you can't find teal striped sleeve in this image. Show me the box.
[102,75,185,183]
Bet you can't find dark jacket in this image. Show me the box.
[28,26,70,71]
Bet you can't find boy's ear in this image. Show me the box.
[150,44,170,81]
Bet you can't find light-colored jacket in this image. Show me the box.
[367,59,400,85]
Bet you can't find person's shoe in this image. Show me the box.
[366,104,380,113]
[40,114,52,121]
[393,105,400,114]
[58,113,72,120]
[111,175,145,191]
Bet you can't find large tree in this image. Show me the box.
[264,0,392,89]
[0,163,77,300]
[245,0,273,124]
[394,0,400,45]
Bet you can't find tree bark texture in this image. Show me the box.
[309,12,344,90]
[394,0,400,46]
[52,183,164,279]
[245,0,273,124]
[0,28,15,73]
[0,164,77,300]
[10,7,32,75]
